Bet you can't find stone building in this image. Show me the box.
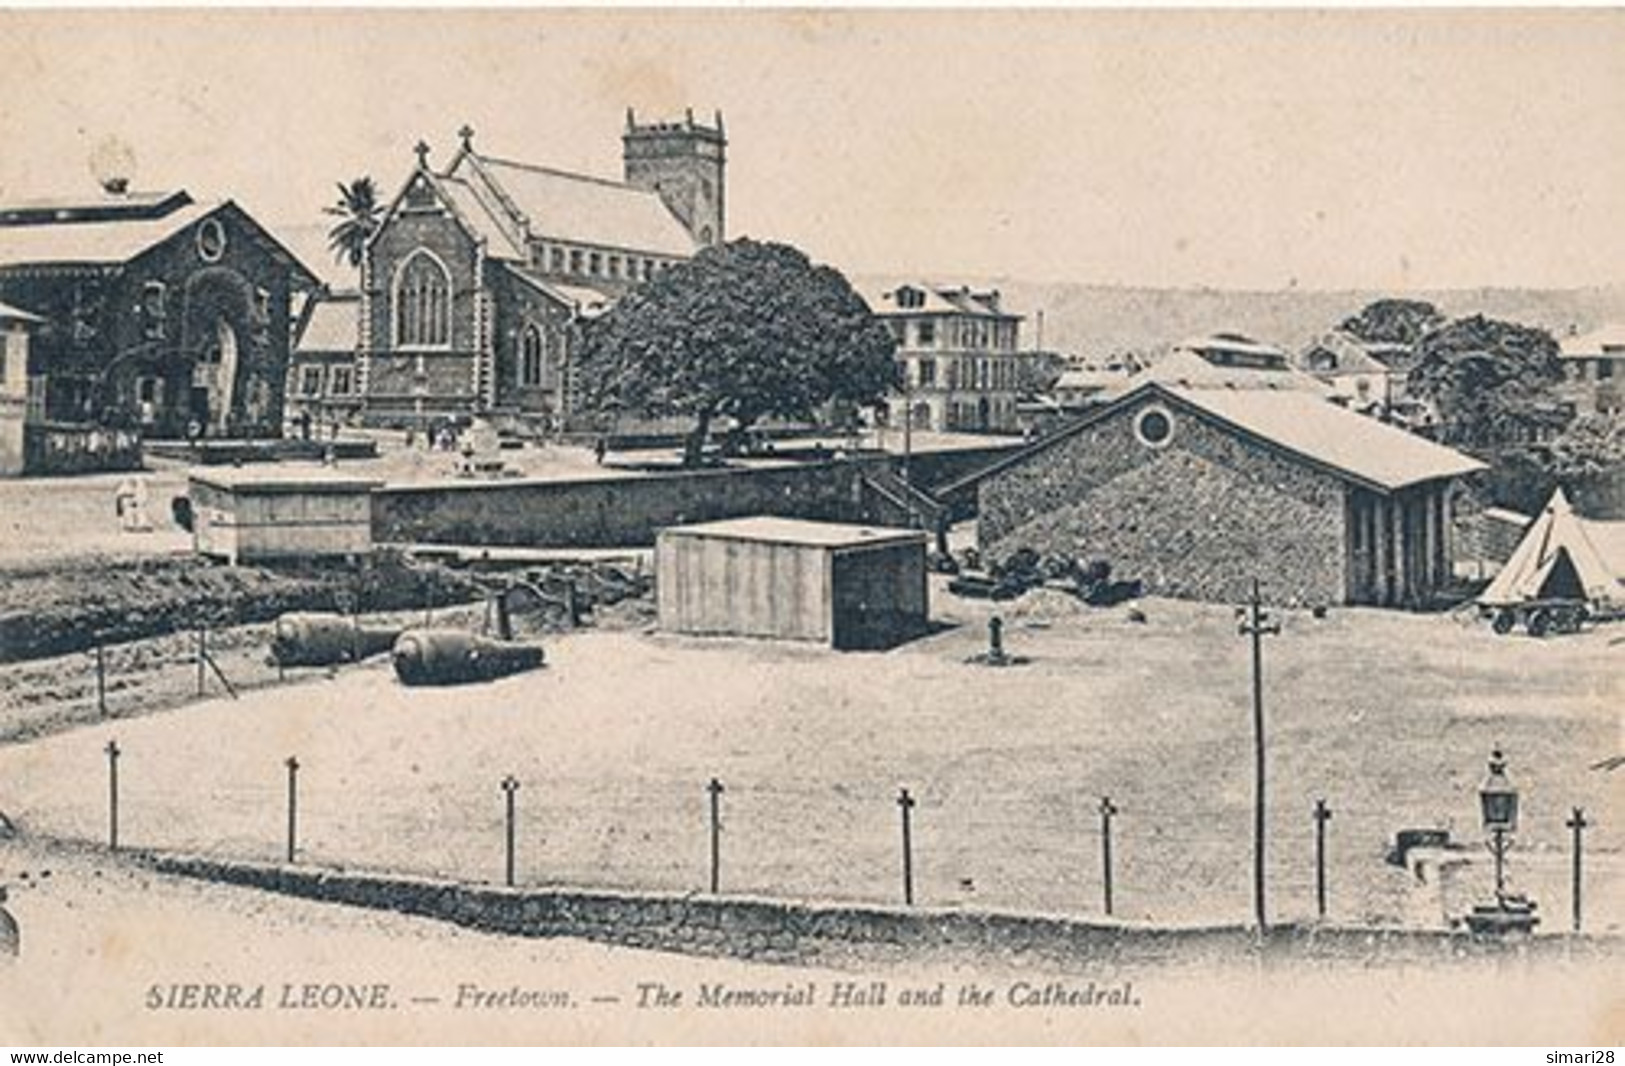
[361,112,725,429]
[972,368,1486,608]
[869,283,1027,433]
[0,189,319,440]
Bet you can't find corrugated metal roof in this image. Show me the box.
[0,200,217,267]
[663,515,927,549]
[295,294,360,354]
[1560,323,1625,358]
[1165,384,1485,491]
[472,156,695,257]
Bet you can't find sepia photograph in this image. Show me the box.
[0,7,1620,1049]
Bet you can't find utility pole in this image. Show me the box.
[707,777,724,894]
[897,787,916,906]
[1237,578,1280,934]
[1099,796,1118,917]
[1567,807,1587,933]
[1313,799,1332,920]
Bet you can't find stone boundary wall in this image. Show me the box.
[146,854,1612,971]
[372,445,1018,550]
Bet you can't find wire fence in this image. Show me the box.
[0,617,1617,935]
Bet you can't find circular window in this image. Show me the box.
[1135,405,1175,448]
[196,218,227,262]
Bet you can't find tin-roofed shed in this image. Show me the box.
[656,516,929,650]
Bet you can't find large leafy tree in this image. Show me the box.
[324,177,382,269]
[1339,298,1446,350]
[1407,314,1569,451]
[575,238,898,466]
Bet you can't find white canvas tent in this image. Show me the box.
[1479,488,1625,607]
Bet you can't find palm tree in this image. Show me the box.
[324,177,381,269]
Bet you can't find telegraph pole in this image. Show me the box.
[1237,578,1280,934]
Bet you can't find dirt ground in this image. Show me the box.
[0,581,1617,937]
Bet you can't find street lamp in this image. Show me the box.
[1478,748,1519,902]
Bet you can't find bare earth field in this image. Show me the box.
[1,582,1618,936]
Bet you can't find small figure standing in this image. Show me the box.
[127,475,152,532]
[115,475,138,532]
[593,434,608,465]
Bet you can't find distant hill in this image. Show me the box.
[856,276,1625,362]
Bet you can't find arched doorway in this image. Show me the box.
[182,269,255,435]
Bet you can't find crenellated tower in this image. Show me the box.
[622,108,726,248]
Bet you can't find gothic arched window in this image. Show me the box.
[394,250,450,347]
[520,323,546,387]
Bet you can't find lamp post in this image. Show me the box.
[1478,749,1519,904]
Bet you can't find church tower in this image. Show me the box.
[622,108,726,248]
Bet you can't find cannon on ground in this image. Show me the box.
[270,613,404,667]
[391,628,546,687]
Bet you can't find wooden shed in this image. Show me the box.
[189,467,381,565]
[656,516,929,650]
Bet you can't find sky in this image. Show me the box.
[1,8,1622,292]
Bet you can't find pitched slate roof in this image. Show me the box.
[294,292,360,354]
[435,175,527,262]
[1560,324,1625,359]
[952,378,1485,497]
[499,264,616,318]
[465,154,695,257]
[0,198,319,287]
[0,200,217,267]
[868,282,1018,319]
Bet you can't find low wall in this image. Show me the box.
[147,854,1615,971]
[374,460,877,549]
[373,446,1020,551]
[23,422,142,475]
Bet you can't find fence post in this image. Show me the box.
[1567,807,1587,933]
[500,776,520,887]
[707,777,724,894]
[285,756,300,864]
[897,787,915,906]
[104,739,120,851]
[1313,799,1332,920]
[1099,795,1118,917]
[95,638,107,717]
[196,626,207,697]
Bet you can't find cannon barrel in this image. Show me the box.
[271,613,404,667]
[391,628,546,687]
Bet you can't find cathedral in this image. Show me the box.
[360,110,726,430]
